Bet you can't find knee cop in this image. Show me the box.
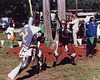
[70,53,76,58]
[19,56,31,69]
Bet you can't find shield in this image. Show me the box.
[18,25,41,49]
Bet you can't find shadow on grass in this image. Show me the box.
[94,49,98,54]
[17,40,22,41]
[16,62,51,80]
[16,65,39,80]
[13,45,19,47]
[52,57,77,67]
[97,41,100,43]
[57,57,71,66]
[16,57,77,80]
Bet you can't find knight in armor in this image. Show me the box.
[53,20,76,67]
[7,26,43,80]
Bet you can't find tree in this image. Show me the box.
[0,0,42,20]
[0,0,28,20]
[66,0,100,12]
[43,0,53,41]
[55,0,66,41]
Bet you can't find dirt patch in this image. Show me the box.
[7,42,100,62]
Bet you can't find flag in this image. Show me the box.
[77,39,82,45]
[40,24,44,33]
[1,40,4,47]
[89,37,94,44]
[18,41,22,47]
[18,26,41,49]
[46,41,50,47]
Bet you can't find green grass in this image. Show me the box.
[44,57,100,80]
[0,53,22,80]
[0,32,21,53]
[0,32,22,80]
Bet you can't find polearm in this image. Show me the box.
[28,0,34,26]
[54,12,67,29]
[54,12,62,28]
[54,12,66,36]
[28,0,33,16]
[55,13,61,26]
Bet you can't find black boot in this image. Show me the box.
[52,61,57,67]
[71,57,76,65]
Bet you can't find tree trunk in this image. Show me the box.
[55,0,66,41]
[43,0,53,41]
[76,0,78,14]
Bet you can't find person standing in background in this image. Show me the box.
[68,14,79,47]
[12,19,15,28]
[1,21,6,31]
[39,21,44,36]
[6,23,15,48]
[86,16,99,57]
[10,19,15,28]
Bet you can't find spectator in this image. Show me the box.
[68,14,79,47]
[35,19,39,26]
[6,23,15,48]
[83,15,95,42]
[1,21,6,31]
[86,16,99,57]
[12,19,15,28]
[66,15,69,22]
[39,21,44,36]
[24,22,29,28]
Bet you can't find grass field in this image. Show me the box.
[0,32,100,80]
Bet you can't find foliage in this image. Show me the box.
[0,0,44,20]
[0,0,28,20]
[67,0,100,11]
[0,0,100,20]
[32,0,43,11]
